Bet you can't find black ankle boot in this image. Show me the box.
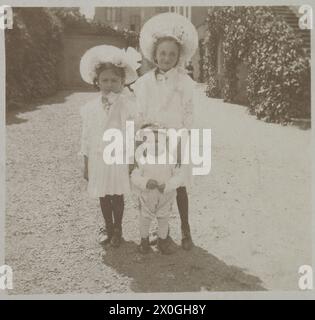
[111,227,123,248]
[150,227,172,246]
[181,225,194,251]
[158,237,174,255]
[98,227,113,244]
[138,237,150,254]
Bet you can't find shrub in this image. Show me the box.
[5,8,63,107]
[202,6,311,123]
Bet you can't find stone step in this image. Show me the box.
[284,17,299,22]
[272,9,295,14]
[271,6,311,52]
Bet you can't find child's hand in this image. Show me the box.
[146,179,158,190]
[157,183,166,193]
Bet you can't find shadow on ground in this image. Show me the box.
[102,240,266,292]
[5,90,94,125]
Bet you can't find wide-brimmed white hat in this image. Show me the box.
[140,12,198,66]
[80,45,141,85]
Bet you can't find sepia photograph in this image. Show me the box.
[0,1,313,299]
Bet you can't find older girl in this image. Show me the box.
[133,13,199,250]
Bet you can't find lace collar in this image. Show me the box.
[99,88,129,112]
[154,67,178,82]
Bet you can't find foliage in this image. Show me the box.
[5,8,63,106]
[202,6,311,123]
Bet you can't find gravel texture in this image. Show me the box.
[5,90,312,294]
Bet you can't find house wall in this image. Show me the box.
[59,34,127,89]
[94,7,169,32]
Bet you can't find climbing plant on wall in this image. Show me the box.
[202,6,310,123]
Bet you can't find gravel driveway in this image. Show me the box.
[5,90,312,294]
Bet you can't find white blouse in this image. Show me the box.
[132,67,195,130]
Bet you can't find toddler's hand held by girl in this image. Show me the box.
[146,179,158,190]
[157,183,166,194]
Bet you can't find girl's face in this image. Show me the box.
[155,40,180,72]
[97,69,124,94]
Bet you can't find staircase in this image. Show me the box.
[271,6,311,57]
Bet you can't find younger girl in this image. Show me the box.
[79,45,141,247]
[133,13,199,251]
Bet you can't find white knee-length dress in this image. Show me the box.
[80,89,136,198]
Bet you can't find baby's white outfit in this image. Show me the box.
[131,152,184,239]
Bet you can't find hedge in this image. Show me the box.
[202,6,311,123]
[5,8,63,107]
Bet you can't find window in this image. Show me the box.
[155,7,169,13]
[116,8,122,22]
[130,15,140,32]
[105,7,122,22]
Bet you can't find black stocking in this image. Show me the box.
[99,195,114,235]
[176,186,190,230]
[111,194,124,234]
